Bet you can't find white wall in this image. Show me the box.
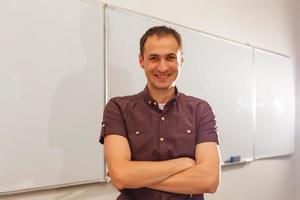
[1,0,298,200]
[292,0,300,199]
[103,0,295,55]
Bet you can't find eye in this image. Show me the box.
[149,56,158,62]
[167,55,177,61]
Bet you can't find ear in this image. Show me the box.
[139,54,145,69]
[180,51,184,67]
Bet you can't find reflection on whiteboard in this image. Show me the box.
[254,49,295,159]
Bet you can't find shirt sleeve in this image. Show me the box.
[196,101,219,145]
[99,98,127,144]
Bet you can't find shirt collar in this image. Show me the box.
[142,85,179,107]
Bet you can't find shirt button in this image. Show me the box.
[135,131,140,135]
[187,129,191,134]
[148,101,151,104]
[153,102,157,105]
[160,137,164,142]
[161,116,165,121]
[102,123,105,127]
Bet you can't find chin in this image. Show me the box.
[153,83,174,90]
[148,77,176,90]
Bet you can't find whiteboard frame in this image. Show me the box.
[104,5,293,167]
[0,1,108,196]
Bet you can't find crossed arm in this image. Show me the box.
[104,134,220,194]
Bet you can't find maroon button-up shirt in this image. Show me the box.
[100,87,219,200]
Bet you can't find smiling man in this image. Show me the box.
[100,26,220,200]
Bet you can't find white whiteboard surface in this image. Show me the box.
[0,0,105,194]
[254,49,295,159]
[178,32,254,164]
[107,8,254,164]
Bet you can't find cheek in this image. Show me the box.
[144,67,154,78]
[144,63,156,72]
[170,64,180,72]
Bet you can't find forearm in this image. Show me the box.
[109,157,194,189]
[147,162,220,194]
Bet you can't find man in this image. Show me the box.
[100,26,220,200]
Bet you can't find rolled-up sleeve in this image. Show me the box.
[196,101,219,145]
[99,98,127,144]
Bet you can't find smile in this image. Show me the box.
[155,74,171,78]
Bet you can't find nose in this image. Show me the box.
[157,59,169,73]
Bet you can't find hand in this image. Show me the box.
[176,157,195,170]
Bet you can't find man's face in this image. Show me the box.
[139,35,183,92]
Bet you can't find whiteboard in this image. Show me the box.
[107,8,255,165]
[0,0,105,194]
[254,49,295,159]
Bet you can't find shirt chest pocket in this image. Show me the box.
[169,121,197,158]
[125,116,155,161]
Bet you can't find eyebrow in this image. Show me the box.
[148,53,177,57]
[148,53,159,57]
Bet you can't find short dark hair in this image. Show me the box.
[139,26,182,56]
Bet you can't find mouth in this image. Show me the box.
[154,74,171,79]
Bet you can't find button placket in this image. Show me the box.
[160,116,164,142]
[159,113,166,161]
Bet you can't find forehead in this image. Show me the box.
[143,35,181,55]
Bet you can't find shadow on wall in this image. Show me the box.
[48,6,104,200]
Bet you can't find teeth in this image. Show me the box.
[156,74,168,77]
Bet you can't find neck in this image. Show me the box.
[147,85,175,103]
